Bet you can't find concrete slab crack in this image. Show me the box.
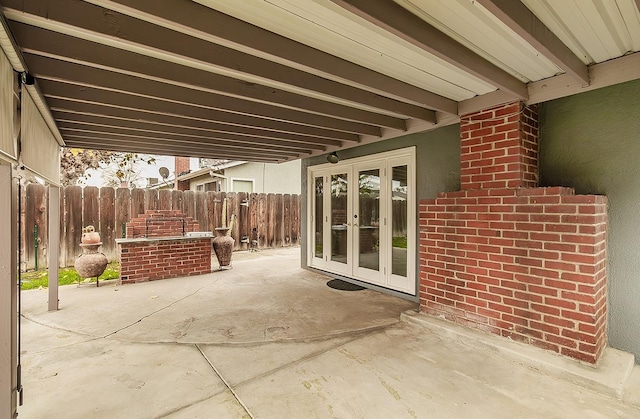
[195,343,256,419]
[103,281,219,338]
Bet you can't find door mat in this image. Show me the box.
[326,279,365,291]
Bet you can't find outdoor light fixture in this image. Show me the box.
[327,152,339,164]
[20,71,34,86]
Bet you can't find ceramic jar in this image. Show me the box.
[81,225,101,245]
[75,244,108,279]
[212,227,234,269]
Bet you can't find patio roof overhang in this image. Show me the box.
[1,0,639,163]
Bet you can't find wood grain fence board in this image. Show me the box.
[249,193,258,249]
[24,184,47,270]
[145,189,159,211]
[226,192,239,249]
[131,188,145,219]
[183,191,195,220]
[64,186,83,267]
[24,184,35,270]
[291,194,299,245]
[83,186,100,231]
[115,188,130,240]
[212,191,224,230]
[159,189,172,210]
[36,185,49,270]
[206,191,216,232]
[171,190,184,214]
[99,187,116,261]
[194,191,207,232]
[20,186,27,270]
[258,193,267,248]
[275,194,283,247]
[238,192,249,249]
[283,194,291,246]
[59,186,66,267]
[267,194,276,247]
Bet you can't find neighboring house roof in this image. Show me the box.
[175,167,228,182]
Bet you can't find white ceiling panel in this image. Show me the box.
[394,0,563,82]
[522,0,640,64]
[196,0,496,100]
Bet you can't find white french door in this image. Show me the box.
[308,148,415,295]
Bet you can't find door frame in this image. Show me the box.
[307,147,416,295]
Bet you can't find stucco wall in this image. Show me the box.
[539,79,640,362]
[186,160,301,193]
[300,124,460,280]
[225,160,301,194]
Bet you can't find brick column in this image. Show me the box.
[419,101,608,364]
[175,156,191,191]
[461,101,538,190]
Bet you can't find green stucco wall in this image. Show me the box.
[539,79,640,362]
[300,124,460,293]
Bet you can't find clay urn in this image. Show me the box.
[212,227,234,269]
[81,225,101,244]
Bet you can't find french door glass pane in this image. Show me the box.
[391,165,408,276]
[331,173,348,264]
[314,176,323,258]
[359,169,380,271]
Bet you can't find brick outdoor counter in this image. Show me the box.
[116,210,213,284]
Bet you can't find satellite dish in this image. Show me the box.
[159,167,170,179]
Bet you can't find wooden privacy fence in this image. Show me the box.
[21,184,301,270]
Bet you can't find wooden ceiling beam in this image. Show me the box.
[54,114,327,152]
[57,122,318,154]
[39,79,361,141]
[477,0,588,85]
[47,102,351,145]
[61,132,293,161]
[329,0,528,99]
[3,0,434,123]
[90,0,456,114]
[24,53,381,136]
[8,22,397,130]
[63,138,283,163]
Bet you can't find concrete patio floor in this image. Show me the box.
[17,247,640,418]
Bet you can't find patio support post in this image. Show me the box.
[48,185,60,311]
[0,164,18,417]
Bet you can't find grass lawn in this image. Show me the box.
[392,236,407,249]
[20,263,120,290]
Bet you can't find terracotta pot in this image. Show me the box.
[75,245,108,278]
[212,227,234,269]
[81,225,101,245]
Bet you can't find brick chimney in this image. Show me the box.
[174,156,191,191]
[419,101,608,364]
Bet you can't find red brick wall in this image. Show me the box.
[119,239,211,284]
[126,210,199,239]
[461,102,538,190]
[119,210,211,284]
[419,101,608,364]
